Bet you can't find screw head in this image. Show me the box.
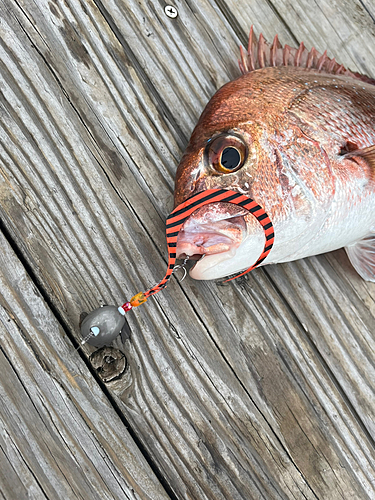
[164,5,178,19]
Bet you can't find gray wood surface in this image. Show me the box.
[0,232,169,499]
[0,0,375,498]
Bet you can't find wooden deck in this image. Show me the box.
[0,0,375,498]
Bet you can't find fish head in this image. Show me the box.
[174,75,274,280]
[174,70,336,280]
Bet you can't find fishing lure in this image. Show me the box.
[80,189,274,347]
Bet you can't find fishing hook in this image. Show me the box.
[172,255,190,282]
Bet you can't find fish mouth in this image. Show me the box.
[176,204,247,278]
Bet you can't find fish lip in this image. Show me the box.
[175,209,247,261]
[176,235,235,259]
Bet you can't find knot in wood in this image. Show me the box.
[90,347,127,383]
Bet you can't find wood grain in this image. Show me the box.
[0,0,374,498]
[0,231,170,499]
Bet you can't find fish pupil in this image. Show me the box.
[221,147,241,170]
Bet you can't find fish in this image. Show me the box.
[174,28,375,282]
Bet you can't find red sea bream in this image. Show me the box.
[174,29,375,281]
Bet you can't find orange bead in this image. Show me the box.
[130,292,147,307]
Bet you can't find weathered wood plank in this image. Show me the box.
[0,231,170,499]
[0,0,375,498]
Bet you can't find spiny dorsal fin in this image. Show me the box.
[239,26,375,85]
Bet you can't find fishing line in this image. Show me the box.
[80,188,274,346]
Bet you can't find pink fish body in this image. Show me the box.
[174,30,375,281]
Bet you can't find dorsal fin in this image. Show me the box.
[239,26,375,85]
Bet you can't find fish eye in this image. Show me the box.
[207,134,247,174]
[221,147,241,170]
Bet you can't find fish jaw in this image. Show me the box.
[175,203,267,280]
[176,204,247,279]
[191,233,265,279]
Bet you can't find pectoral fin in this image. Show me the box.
[345,234,375,282]
[342,144,375,173]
